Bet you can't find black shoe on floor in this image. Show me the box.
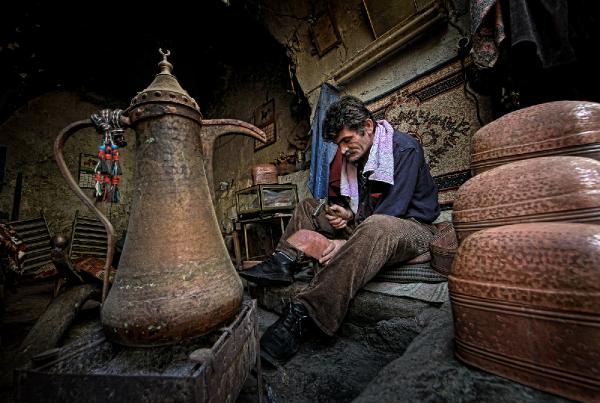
[239,251,296,286]
[260,302,309,366]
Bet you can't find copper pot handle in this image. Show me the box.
[54,120,116,302]
[200,119,267,203]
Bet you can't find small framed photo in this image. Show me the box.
[254,99,277,151]
[78,153,97,188]
[363,0,421,38]
[310,9,341,57]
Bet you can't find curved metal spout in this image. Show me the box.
[54,120,116,302]
[200,119,267,202]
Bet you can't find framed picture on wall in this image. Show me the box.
[78,153,97,189]
[254,99,277,151]
[310,8,341,57]
[362,0,436,38]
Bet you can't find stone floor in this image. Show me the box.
[238,282,572,403]
[237,302,423,403]
[0,279,575,403]
[1,280,56,403]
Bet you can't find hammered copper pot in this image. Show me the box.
[452,156,600,243]
[252,163,278,185]
[449,222,600,402]
[471,101,600,174]
[54,52,267,347]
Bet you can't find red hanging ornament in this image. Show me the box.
[112,149,122,176]
[102,175,111,202]
[94,172,103,199]
[90,109,127,204]
[111,176,121,203]
[98,145,110,174]
[104,145,113,173]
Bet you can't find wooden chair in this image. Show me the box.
[8,211,54,277]
[68,210,108,260]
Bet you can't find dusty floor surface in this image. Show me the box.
[0,283,412,403]
[236,305,414,403]
[1,281,575,403]
[1,280,56,403]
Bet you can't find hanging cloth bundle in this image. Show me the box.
[90,109,126,203]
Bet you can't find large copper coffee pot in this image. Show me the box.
[54,50,267,346]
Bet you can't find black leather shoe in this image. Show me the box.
[239,251,296,286]
[260,302,309,366]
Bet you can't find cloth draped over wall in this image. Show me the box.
[471,0,581,69]
[308,83,340,199]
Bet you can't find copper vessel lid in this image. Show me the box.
[450,222,600,313]
[453,156,600,223]
[129,49,200,112]
[472,101,600,165]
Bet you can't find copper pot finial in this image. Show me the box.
[158,48,173,75]
[129,49,199,114]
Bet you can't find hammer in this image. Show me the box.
[312,198,328,219]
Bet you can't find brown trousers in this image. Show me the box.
[276,198,436,336]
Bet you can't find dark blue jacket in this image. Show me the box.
[355,131,440,224]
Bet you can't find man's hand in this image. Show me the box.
[319,239,347,265]
[324,204,353,229]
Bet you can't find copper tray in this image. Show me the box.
[449,223,600,402]
[453,156,600,243]
[471,101,600,174]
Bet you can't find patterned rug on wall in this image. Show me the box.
[367,58,491,208]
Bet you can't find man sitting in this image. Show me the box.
[240,96,440,365]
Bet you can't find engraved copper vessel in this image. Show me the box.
[452,156,600,243]
[449,223,600,402]
[471,101,600,174]
[54,51,267,346]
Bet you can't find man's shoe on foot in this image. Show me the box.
[239,251,296,286]
[260,302,309,366]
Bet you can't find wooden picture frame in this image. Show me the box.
[332,0,444,83]
[310,9,341,57]
[363,0,436,38]
[78,153,97,189]
[254,99,277,151]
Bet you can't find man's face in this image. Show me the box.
[334,119,374,163]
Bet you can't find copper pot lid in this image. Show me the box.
[129,49,200,113]
[453,156,600,224]
[449,222,600,313]
[472,101,600,167]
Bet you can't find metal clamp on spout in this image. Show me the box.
[90,109,129,148]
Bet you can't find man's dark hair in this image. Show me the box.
[323,96,375,141]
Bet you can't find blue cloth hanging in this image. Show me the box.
[307,83,340,199]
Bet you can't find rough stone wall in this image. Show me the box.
[249,0,470,105]
[231,0,480,219]
[208,62,310,234]
[208,0,474,232]
[0,92,135,238]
